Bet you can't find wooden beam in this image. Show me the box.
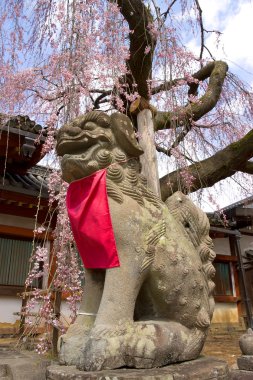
[239,229,253,236]
[0,224,53,240]
[52,290,62,356]
[236,207,253,217]
[214,254,238,262]
[232,261,243,321]
[0,285,24,296]
[0,203,49,223]
[0,189,49,205]
[214,295,240,303]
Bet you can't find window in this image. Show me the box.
[0,236,33,287]
[213,262,233,296]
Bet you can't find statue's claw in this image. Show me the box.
[58,324,91,366]
[78,332,125,371]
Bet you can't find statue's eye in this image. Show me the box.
[82,121,97,130]
[67,126,82,136]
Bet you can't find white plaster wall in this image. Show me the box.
[0,297,77,326]
[212,302,239,324]
[60,301,79,326]
[0,296,239,326]
[240,235,253,253]
[213,235,253,256]
[213,237,231,256]
[0,297,22,324]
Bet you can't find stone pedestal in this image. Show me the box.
[231,329,253,378]
[46,356,229,380]
[230,368,253,380]
[237,355,253,371]
[230,355,253,379]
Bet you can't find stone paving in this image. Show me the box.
[0,344,51,380]
[202,331,242,367]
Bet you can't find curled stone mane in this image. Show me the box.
[166,192,216,322]
[106,157,164,210]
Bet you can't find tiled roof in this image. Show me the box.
[0,165,49,198]
[0,114,48,173]
[0,114,47,137]
[221,195,253,212]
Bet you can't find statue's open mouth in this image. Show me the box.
[56,139,93,157]
[56,132,112,157]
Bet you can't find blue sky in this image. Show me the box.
[188,0,253,86]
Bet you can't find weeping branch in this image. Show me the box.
[161,0,178,23]
[154,60,228,131]
[160,129,253,201]
[194,0,204,61]
[151,56,227,95]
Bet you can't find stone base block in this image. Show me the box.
[0,346,51,380]
[230,369,253,380]
[237,355,253,371]
[46,356,229,380]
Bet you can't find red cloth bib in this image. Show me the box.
[66,169,120,269]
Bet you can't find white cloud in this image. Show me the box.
[188,0,253,86]
[198,0,232,29]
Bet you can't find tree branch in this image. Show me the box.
[93,91,112,109]
[194,0,204,61]
[115,0,157,99]
[152,60,222,96]
[161,0,178,23]
[160,128,253,201]
[154,60,228,130]
[155,127,190,157]
[151,77,185,94]
[240,161,253,175]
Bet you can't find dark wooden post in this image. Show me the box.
[52,289,62,356]
[233,234,253,329]
[18,294,27,335]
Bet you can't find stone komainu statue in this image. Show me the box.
[56,111,216,371]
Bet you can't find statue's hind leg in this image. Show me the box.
[123,320,206,368]
[77,259,209,371]
[58,269,105,365]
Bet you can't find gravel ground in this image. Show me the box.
[202,331,242,367]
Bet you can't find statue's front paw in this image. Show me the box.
[78,329,125,371]
[77,323,157,370]
[58,324,91,366]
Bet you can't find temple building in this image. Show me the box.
[209,199,253,332]
[0,115,55,334]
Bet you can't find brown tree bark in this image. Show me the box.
[160,129,253,201]
[116,0,156,99]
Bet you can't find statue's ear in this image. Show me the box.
[110,113,144,157]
